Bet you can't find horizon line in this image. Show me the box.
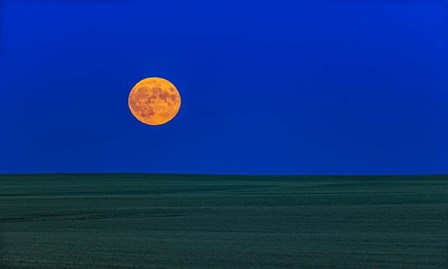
[0,172,447,177]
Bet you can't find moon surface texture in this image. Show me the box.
[128,77,181,126]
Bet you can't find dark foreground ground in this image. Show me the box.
[0,174,447,268]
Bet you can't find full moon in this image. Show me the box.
[128,77,181,126]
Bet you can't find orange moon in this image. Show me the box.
[128,77,181,126]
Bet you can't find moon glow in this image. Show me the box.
[128,77,181,126]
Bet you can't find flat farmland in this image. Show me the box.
[1,174,447,268]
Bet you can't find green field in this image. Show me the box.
[1,174,447,268]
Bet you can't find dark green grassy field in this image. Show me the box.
[1,174,447,268]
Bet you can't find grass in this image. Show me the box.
[1,174,447,268]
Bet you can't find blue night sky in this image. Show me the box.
[0,0,446,174]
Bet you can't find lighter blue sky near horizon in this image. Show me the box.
[0,0,447,174]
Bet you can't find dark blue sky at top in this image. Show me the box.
[0,0,446,174]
